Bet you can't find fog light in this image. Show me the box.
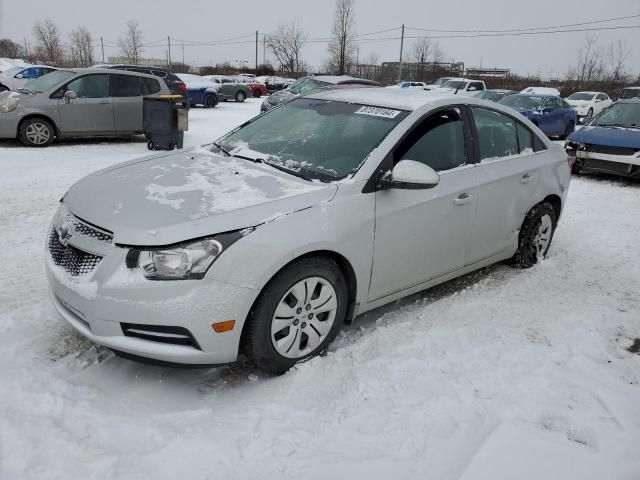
[212,320,235,333]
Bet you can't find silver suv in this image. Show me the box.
[46,89,571,374]
[0,68,169,146]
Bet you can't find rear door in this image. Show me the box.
[369,107,478,300]
[110,74,145,133]
[57,73,114,134]
[466,107,542,263]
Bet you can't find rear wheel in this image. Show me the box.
[235,90,246,102]
[586,108,593,120]
[0,84,8,92]
[19,118,55,147]
[203,94,217,108]
[508,202,557,268]
[243,258,348,375]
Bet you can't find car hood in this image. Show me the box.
[268,89,298,106]
[63,148,337,246]
[568,125,640,149]
[567,100,590,107]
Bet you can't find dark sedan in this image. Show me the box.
[499,94,577,139]
[261,75,380,112]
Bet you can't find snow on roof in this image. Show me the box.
[0,58,30,72]
[308,87,459,111]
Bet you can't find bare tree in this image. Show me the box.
[412,38,433,65]
[118,20,144,64]
[569,34,605,83]
[606,39,630,82]
[69,26,94,67]
[266,21,307,75]
[33,20,63,65]
[432,42,444,64]
[327,0,357,75]
[0,39,22,58]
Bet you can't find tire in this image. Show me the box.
[242,257,348,375]
[19,117,55,147]
[253,90,262,98]
[203,94,217,108]
[235,90,246,103]
[559,121,574,140]
[147,141,154,150]
[508,202,557,269]
[586,108,593,120]
[0,84,7,92]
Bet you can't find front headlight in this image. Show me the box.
[135,230,249,280]
[0,97,18,113]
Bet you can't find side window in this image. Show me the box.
[110,75,143,97]
[516,122,534,153]
[472,107,518,161]
[151,70,168,78]
[65,74,110,98]
[469,82,484,91]
[558,98,571,109]
[395,108,466,172]
[597,94,607,101]
[141,78,161,95]
[542,98,555,111]
[20,68,38,79]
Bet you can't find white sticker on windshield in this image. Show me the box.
[354,106,401,119]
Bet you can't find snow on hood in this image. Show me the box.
[569,125,640,149]
[268,89,297,106]
[63,148,336,246]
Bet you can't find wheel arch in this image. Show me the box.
[18,113,59,138]
[543,193,562,221]
[239,249,359,353]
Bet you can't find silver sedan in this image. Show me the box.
[45,88,571,374]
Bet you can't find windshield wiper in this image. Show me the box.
[16,88,34,95]
[212,141,230,156]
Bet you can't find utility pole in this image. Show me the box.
[398,24,405,82]
[255,31,259,70]
[167,36,172,71]
[182,43,185,66]
[100,37,105,63]
[23,38,28,57]
[263,34,267,67]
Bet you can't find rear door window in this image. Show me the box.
[142,78,161,95]
[110,74,143,97]
[472,107,519,160]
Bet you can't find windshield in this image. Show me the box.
[1,67,22,77]
[24,70,75,93]
[568,92,596,101]
[499,95,543,110]
[216,98,408,181]
[288,78,330,96]
[440,80,466,90]
[590,102,640,127]
[620,88,640,100]
[432,77,451,86]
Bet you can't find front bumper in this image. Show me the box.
[45,228,260,365]
[575,149,640,176]
[0,112,20,139]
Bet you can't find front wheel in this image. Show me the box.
[203,94,217,108]
[19,117,55,147]
[242,258,348,375]
[235,90,246,102]
[508,202,557,268]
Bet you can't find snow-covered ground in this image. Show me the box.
[1,98,639,480]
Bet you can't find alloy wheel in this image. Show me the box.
[25,123,51,145]
[533,214,553,259]
[271,277,338,359]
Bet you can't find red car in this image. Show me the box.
[235,76,268,98]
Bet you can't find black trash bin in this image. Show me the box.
[143,95,189,151]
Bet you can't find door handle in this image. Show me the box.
[520,173,533,184]
[98,101,110,105]
[454,193,472,206]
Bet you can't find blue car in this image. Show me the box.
[177,73,223,108]
[499,93,577,139]
[565,99,640,178]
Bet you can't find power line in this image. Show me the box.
[404,24,640,39]
[406,12,640,34]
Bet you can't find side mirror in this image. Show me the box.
[595,98,602,102]
[379,160,440,190]
[542,107,554,114]
[64,90,78,103]
[15,73,24,79]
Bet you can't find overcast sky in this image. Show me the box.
[0,0,638,77]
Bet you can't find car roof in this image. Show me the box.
[310,75,379,85]
[569,91,602,95]
[616,98,640,103]
[485,89,514,93]
[308,87,471,111]
[68,67,162,80]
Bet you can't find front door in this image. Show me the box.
[369,107,478,301]
[57,74,114,134]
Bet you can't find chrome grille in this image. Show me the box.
[583,144,640,156]
[58,208,113,244]
[48,229,103,276]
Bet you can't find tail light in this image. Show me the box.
[176,82,187,93]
